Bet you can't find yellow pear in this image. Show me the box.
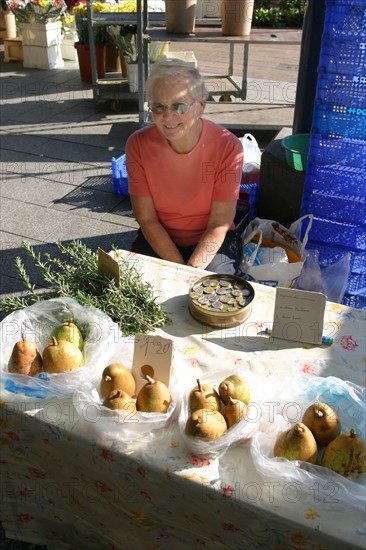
[321,429,366,477]
[222,396,247,428]
[43,337,83,373]
[219,374,250,405]
[188,378,221,414]
[273,422,318,464]
[185,409,227,440]
[100,363,136,398]
[50,319,84,351]
[8,333,42,376]
[136,375,171,413]
[103,389,137,413]
[302,402,341,446]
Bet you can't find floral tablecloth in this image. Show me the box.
[1,251,365,550]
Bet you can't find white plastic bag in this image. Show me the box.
[0,297,119,402]
[238,215,313,287]
[251,375,365,513]
[178,366,261,459]
[240,133,262,183]
[73,335,186,454]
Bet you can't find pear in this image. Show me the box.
[321,429,366,477]
[136,375,171,413]
[302,402,341,446]
[43,337,83,373]
[222,396,247,429]
[185,409,227,440]
[100,363,136,398]
[8,333,42,376]
[50,319,84,351]
[219,374,250,405]
[273,422,318,464]
[103,389,137,413]
[188,378,221,414]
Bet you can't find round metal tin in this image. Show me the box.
[188,274,255,328]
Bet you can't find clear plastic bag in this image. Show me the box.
[178,366,261,459]
[293,249,351,304]
[73,335,186,454]
[240,133,262,184]
[251,375,365,512]
[0,297,119,402]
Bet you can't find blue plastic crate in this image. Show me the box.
[316,72,366,106]
[310,216,366,251]
[319,40,366,77]
[307,241,366,275]
[239,182,258,220]
[308,135,366,170]
[312,102,366,140]
[324,1,366,41]
[346,271,366,296]
[303,161,366,196]
[112,153,129,196]
[342,293,366,309]
[305,189,366,224]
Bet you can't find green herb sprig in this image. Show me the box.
[0,241,168,336]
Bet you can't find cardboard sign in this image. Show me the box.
[132,333,174,393]
[97,247,120,286]
[272,287,326,345]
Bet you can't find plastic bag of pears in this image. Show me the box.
[0,297,119,403]
[73,334,187,455]
[178,364,261,459]
[250,375,365,514]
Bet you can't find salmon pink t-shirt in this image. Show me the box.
[126,119,243,246]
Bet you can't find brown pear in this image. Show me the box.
[321,429,366,477]
[100,363,136,398]
[273,422,318,464]
[8,333,42,376]
[222,396,247,428]
[218,374,250,405]
[103,389,137,413]
[136,375,171,413]
[185,409,227,440]
[302,402,341,446]
[188,378,221,414]
[43,337,83,373]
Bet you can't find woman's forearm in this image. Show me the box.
[187,226,229,268]
[139,220,186,264]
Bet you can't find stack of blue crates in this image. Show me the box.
[300,0,366,309]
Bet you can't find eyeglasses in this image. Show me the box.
[148,101,196,115]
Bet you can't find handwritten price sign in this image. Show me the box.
[132,333,174,393]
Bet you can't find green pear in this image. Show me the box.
[43,337,83,373]
[8,333,42,376]
[136,375,171,413]
[273,422,318,464]
[219,374,250,405]
[321,429,366,477]
[50,319,84,351]
[185,409,227,440]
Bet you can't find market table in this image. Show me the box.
[0,251,365,550]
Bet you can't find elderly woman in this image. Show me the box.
[126,58,243,274]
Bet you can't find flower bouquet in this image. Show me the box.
[7,0,66,24]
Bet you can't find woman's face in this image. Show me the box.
[150,76,205,152]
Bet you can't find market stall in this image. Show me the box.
[0,251,365,549]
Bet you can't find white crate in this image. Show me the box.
[21,22,62,47]
[163,51,197,68]
[22,44,64,70]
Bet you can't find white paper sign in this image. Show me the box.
[132,333,174,393]
[272,287,326,345]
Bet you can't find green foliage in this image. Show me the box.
[0,241,169,336]
[253,0,306,27]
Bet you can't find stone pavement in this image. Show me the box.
[0,36,301,317]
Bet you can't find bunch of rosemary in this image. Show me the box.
[0,241,168,336]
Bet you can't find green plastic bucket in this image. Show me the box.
[281,133,310,171]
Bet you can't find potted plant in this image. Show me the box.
[72,1,109,81]
[7,0,66,68]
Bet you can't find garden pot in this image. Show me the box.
[105,42,121,73]
[21,22,64,69]
[221,0,254,36]
[74,42,106,82]
[165,0,197,34]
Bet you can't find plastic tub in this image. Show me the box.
[281,133,310,171]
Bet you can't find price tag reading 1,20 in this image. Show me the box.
[132,333,174,394]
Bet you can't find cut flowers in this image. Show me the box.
[7,0,66,23]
